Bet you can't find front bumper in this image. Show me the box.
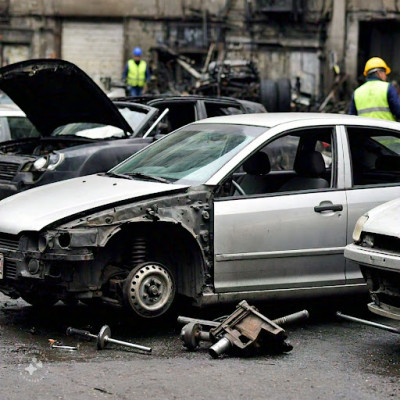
[368,302,400,321]
[344,243,400,273]
[345,243,400,320]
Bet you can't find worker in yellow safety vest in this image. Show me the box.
[349,57,400,120]
[122,47,150,97]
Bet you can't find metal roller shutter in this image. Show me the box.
[61,21,123,88]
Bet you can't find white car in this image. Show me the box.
[1,112,400,318]
[345,198,400,320]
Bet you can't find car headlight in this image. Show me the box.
[32,153,65,172]
[352,214,369,242]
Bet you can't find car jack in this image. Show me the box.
[178,300,309,358]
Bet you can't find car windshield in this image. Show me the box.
[51,107,147,139]
[112,123,266,184]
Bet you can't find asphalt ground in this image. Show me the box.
[0,293,399,400]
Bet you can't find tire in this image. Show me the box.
[277,78,292,112]
[21,292,58,308]
[123,262,175,319]
[260,79,278,112]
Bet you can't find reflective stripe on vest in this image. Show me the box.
[354,80,395,121]
[127,60,147,87]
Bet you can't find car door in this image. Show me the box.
[213,126,348,293]
[342,125,400,284]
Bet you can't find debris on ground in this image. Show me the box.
[66,325,152,353]
[48,339,79,351]
[178,300,309,358]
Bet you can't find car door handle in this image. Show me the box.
[314,204,343,213]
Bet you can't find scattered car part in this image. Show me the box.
[179,300,309,357]
[179,308,309,350]
[180,322,212,351]
[48,339,79,350]
[66,325,152,353]
[336,311,400,334]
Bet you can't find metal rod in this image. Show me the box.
[106,337,152,353]
[336,311,400,334]
[142,108,169,138]
[177,316,219,328]
[273,310,309,326]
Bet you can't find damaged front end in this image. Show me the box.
[0,187,213,316]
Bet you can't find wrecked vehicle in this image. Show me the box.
[345,198,400,320]
[0,59,264,200]
[1,113,400,317]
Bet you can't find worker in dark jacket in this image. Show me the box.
[349,57,400,120]
[122,47,150,97]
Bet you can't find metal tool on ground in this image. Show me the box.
[48,339,79,350]
[336,311,400,334]
[66,325,152,353]
[179,300,309,357]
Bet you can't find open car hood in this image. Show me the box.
[0,59,132,136]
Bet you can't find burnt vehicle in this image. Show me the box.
[1,113,400,317]
[0,59,264,200]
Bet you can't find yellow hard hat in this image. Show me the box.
[363,57,391,76]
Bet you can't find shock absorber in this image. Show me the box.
[131,236,147,266]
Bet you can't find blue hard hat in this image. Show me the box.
[133,47,142,56]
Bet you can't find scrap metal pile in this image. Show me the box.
[45,300,308,359]
[178,300,309,358]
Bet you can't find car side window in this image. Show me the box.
[204,102,243,117]
[219,127,335,197]
[155,103,196,134]
[346,127,400,186]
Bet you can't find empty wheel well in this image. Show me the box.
[106,222,206,298]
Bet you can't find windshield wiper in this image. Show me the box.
[125,172,170,183]
[104,171,134,180]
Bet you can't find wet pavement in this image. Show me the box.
[1,292,400,400]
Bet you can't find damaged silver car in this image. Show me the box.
[2,113,400,318]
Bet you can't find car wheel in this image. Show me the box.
[260,79,278,112]
[277,78,292,112]
[21,292,58,307]
[123,262,175,318]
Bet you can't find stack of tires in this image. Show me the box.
[260,78,291,112]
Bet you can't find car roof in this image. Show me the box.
[118,94,245,104]
[193,112,400,129]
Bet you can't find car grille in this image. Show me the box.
[4,258,17,279]
[369,233,400,253]
[0,233,19,251]
[0,234,20,279]
[0,161,19,181]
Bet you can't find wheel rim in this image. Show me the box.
[124,263,175,318]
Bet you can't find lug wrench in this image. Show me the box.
[66,325,152,353]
